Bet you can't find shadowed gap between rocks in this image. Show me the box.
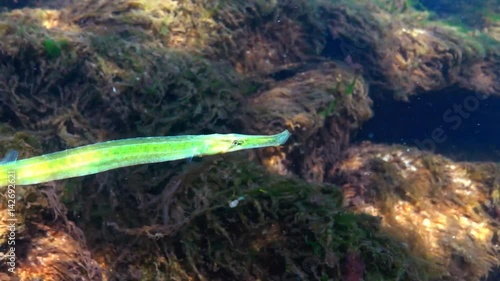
[354,87,500,162]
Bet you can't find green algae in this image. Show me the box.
[144,158,433,280]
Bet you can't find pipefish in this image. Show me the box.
[0,130,291,187]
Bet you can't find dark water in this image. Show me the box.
[355,87,500,162]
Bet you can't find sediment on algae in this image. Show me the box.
[331,143,500,280]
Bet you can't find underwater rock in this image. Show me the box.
[0,6,243,142]
[317,0,500,100]
[13,222,101,280]
[418,0,500,29]
[0,135,101,279]
[459,51,500,95]
[6,0,496,100]
[1,155,432,280]
[236,62,372,182]
[60,0,325,76]
[0,1,499,280]
[80,158,431,280]
[331,142,500,280]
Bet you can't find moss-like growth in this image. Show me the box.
[333,143,500,280]
[236,62,372,182]
[69,157,432,280]
[1,1,499,280]
[42,38,69,58]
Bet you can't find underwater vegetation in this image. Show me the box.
[333,144,500,280]
[42,38,69,58]
[0,0,498,280]
[416,0,500,28]
[235,62,373,182]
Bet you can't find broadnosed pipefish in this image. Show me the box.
[0,130,291,187]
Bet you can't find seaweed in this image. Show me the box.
[333,144,500,280]
[43,38,69,58]
[0,1,499,280]
[86,158,430,280]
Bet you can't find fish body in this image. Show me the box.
[0,130,290,186]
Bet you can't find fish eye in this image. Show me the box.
[231,140,243,146]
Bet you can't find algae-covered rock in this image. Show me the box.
[0,6,243,145]
[60,0,326,75]
[418,0,500,29]
[236,62,372,182]
[14,221,101,280]
[1,154,433,280]
[77,157,432,280]
[7,0,496,101]
[62,0,226,52]
[0,6,246,280]
[310,0,500,99]
[332,143,500,280]
[1,0,499,280]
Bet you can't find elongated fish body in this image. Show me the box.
[0,130,291,187]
